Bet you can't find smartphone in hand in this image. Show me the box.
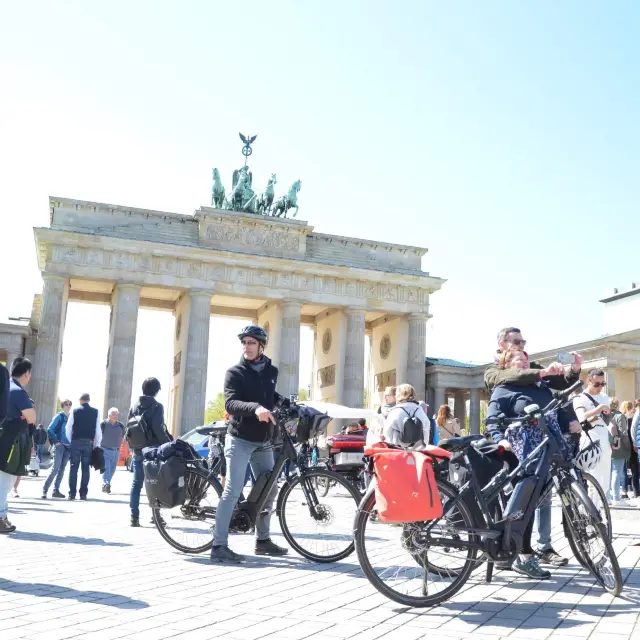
[557,352,576,365]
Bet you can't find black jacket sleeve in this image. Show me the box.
[151,403,171,444]
[0,364,9,423]
[485,388,514,443]
[224,369,261,416]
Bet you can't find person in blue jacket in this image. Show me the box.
[42,400,73,499]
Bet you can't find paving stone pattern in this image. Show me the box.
[1,471,640,640]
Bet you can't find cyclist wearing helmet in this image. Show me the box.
[210,325,288,563]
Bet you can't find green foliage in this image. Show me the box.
[363,388,370,408]
[204,392,226,424]
[297,389,308,401]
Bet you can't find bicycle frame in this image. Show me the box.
[426,412,572,559]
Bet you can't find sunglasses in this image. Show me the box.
[592,381,606,388]
[510,339,527,347]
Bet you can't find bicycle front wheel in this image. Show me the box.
[355,479,478,608]
[153,466,222,554]
[580,471,612,539]
[561,481,622,596]
[278,469,360,562]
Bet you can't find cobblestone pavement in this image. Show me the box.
[1,470,640,640]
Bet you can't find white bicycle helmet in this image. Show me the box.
[573,438,602,472]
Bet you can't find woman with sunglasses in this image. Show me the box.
[572,368,613,497]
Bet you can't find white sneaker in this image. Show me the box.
[10,489,19,498]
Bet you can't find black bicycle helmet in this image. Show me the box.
[238,325,268,346]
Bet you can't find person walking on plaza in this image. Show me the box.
[630,399,640,499]
[65,393,102,501]
[608,398,631,505]
[0,357,35,533]
[128,377,170,527]
[33,423,48,462]
[377,386,397,418]
[436,404,461,440]
[485,327,582,568]
[573,369,613,497]
[210,325,289,563]
[42,400,72,499]
[100,407,124,494]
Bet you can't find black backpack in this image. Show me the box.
[400,407,423,445]
[125,406,155,449]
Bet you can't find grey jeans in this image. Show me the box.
[213,434,278,547]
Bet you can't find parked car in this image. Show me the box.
[180,421,227,458]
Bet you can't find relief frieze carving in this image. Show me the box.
[48,245,431,309]
[375,369,396,392]
[318,364,336,388]
[204,223,299,252]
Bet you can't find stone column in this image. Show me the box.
[180,290,212,435]
[104,284,141,417]
[407,314,428,401]
[5,349,21,372]
[432,386,446,415]
[469,389,481,435]
[343,309,366,408]
[454,390,466,426]
[32,274,69,430]
[310,326,317,400]
[605,369,616,398]
[278,300,302,398]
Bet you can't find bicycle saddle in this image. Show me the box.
[196,424,228,437]
[438,434,484,452]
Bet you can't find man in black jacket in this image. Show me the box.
[128,377,170,527]
[210,325,288,563]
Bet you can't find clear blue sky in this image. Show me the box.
[1,1,638,411]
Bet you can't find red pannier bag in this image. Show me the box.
[365,444,445,523]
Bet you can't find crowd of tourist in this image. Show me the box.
[1,323,639,582]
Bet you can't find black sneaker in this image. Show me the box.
[210,545,245,563]
[41,493,47,500]
[131,516,140,527]
[512,556,551,580]
[52,490,65,499]
[80,495,88,501]
[255,538,288,556]
[536,547,568,567]
[105,484,111,494]
[68,495,76,501]
[101,484,107,493]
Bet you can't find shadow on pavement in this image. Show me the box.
[10,531,131,547]
[0,580,149,609]
[185,554,364,575]
[9,507,71,514]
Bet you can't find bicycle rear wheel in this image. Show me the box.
[153,466,222,554]
[355,479,478,607]
[561,481,622,596]
[278,469,360,562]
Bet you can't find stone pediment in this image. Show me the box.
[196,207,313,258]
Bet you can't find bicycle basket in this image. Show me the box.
[285,406,331,442]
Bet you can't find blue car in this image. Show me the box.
[180,421,227,458]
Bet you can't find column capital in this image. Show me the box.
[113,282,142,292]
[41,272,67,283]
[345,307,367,315]
[280,299,303,308]
[188,289,214,299]
[407,312,430,322]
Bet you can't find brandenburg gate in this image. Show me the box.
[31,193,443,435]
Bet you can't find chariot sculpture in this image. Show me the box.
[210,133,302,218]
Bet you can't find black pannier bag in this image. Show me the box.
[143,456,186,509]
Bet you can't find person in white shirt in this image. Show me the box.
[65,393,102,500]
[383,384,431,449]
[572,369,612,496]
